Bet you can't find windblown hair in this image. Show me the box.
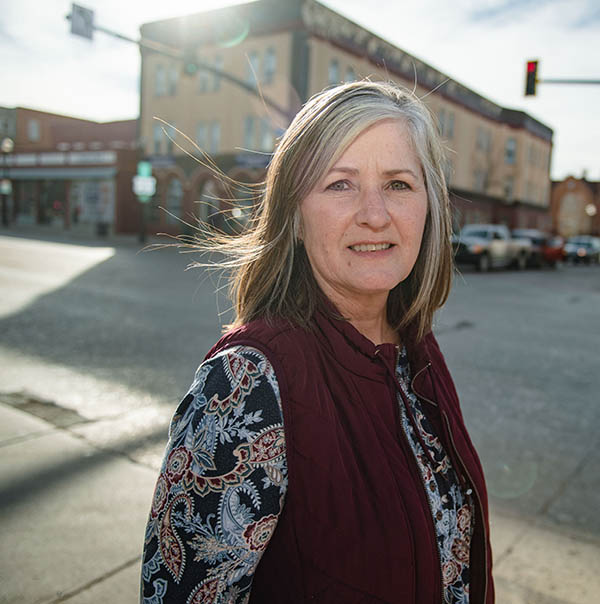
[192,80,453,341]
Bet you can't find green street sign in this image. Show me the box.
[137,161,152,177]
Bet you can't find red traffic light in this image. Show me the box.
[525,60,539,96]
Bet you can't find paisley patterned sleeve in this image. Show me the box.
[141,346,287,604]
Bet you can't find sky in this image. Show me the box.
[2,0,599,181]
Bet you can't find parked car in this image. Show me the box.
[454,224,532,271]
[511,229,565,267]
[564,236,600,264]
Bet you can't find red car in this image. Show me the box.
[512,229,565,268]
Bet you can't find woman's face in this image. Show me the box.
[299,119,428,309]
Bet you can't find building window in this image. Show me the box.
[168,66,178,96]
[27,119,40,142]
[166,123,176,155]
[438,108,454,139]
[155,65,167,96]
[153,123,163,155]
[328,59,340,86]
[345,67,356,82]
[196,122,207,150]
[473,169,487,193]
[246,51,260,86]
[214,55,224,91]
[505,138,517,164]
[198,58,211,93]
[210,121,221,154]
[166,178,183,225]
[504,176,514,201]
[259,118,273,152]
[244,115,255,149]
[443,159,453,187]
[446,111,455,139]
[476,127,491,152]
[525,181,534,202]
[438,108,446,135]
[263,48,276,84]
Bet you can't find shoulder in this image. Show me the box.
[206,318,307,359]
[206,319,317,386]
[171,345,283,440]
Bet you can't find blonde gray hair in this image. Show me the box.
[194,80,453,341]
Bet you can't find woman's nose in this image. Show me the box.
[355,188,391,229]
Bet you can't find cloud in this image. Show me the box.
[570,2,600,28]
[468,0,559,24]
[467,0,600,29]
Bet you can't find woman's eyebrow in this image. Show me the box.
[328,166,418,178]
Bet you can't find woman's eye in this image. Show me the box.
[389,180,410,191]
[326,180,350,191]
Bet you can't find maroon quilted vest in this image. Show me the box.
[208,312,494,603]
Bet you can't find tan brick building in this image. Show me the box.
[139,0,553,235]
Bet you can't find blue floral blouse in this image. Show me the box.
[141,345,472,603]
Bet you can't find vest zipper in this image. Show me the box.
[442,411,489,604]
[410,363,436,406]
[413,362,489,601]
[393,349,445,604]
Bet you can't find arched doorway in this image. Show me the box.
[165,177,183,227]
[195,178,221,229]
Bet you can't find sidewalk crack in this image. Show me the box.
[47,555,140,603]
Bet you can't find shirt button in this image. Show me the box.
[466,488,473,496]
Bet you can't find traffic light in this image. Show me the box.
[525,60,538,96]
[183,46,199,76]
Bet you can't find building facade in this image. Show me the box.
[139,0,554,235]
[2,107,139,235]
[551,176,600,237]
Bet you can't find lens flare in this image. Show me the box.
[215,16,250,48]
[486,459,538,499]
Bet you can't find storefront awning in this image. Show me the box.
[7,167,117,180]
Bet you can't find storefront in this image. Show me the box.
[6,149,138,234]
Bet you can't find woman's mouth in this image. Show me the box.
[349,243,393,252]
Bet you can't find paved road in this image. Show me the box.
[1,232,599,603]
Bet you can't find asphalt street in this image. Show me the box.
[1,230,599,603]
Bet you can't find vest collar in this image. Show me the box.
[312,303,430,379]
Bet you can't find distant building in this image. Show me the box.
[551,176,600,237]
[139,0,554,235]
[2,106,139,235]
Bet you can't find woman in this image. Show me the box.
[141,81,494,603]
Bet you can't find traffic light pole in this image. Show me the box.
[525,59,600,96]
[538,78,600,85]
[66,11,294,122]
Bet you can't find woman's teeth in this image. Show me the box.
[350,243,392,252]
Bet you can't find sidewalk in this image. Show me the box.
[0,401,156,604]
[0,223,169,249]
[1,400,599,603]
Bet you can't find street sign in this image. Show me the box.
[70,4,94,40]
[0,179,12,195]
[133,175,156,203]
[137,161,152,177]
